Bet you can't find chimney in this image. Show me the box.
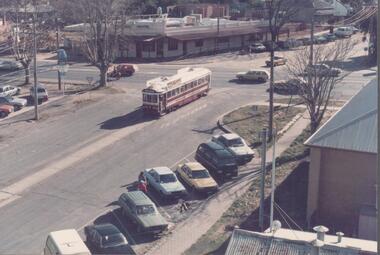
[336,232,344,243]
[313,225,329,241]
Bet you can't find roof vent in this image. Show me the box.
[313,225,329,241]
[336,232,344,243]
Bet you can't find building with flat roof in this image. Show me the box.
[63,13,304,60]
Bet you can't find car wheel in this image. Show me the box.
[14,105,21,111]
[258,78,265,83]
[0,111,8,118]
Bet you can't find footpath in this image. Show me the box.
[144,107,310,255]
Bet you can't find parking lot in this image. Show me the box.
[75,144,262,254]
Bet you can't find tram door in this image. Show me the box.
[159,94,166,114]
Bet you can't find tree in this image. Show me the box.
[286,39,357,133]
[9,0,52,85]
[265,0,303,140]
[74,0,125,87]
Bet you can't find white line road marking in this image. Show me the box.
[111,210,136,245]
[0,119,155,208]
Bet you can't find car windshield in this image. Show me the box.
[227,138,244,147]
[192,170,210,179]
[136,205,156,215]
[101,233,126,248]
[160,173,176,183]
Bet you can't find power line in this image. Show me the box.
[274,202,303,231]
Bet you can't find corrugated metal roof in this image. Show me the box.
[225,229,373,255]
[305,79,377,153]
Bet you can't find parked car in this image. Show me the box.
[347,26,360,34]
[107,64,138,79]
[176,162,218,195]
[265,56,287,67]
[0,96,27,110]
[249,42,266,53]
[211,133,254,165]
[84,224,135,254]
[236,70,269,82]
[324,33,337,42]
[144,167,187,199]
[314,35,328,44]
[0,104,14,118]
[335,27,353,38]
[118,191,168,234]
[299,37,312,46]
[272,78,306,95]
[0,85,20,97]
[195,141,238,180]
[0,60,23,71]
[29,85,48,103]
[303,64,341,77]
[263,41,279,51]
[44,229,91,255]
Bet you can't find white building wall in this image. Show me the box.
[186,41,203,55]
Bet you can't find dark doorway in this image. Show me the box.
[183,41,187,56]
[136,42,142,58]
[157,39,164,58]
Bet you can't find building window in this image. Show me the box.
[142,42,155,52]
[195,39,203,47]
[217,37,229,44]
[168,38,178,51]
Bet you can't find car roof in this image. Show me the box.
[221,133,241,140]
[184,162,206,171]
[204,141,225,150]
[123,191,153,206]
[92,224,120,236]
[249,69,269,74]
[49,229,90,254]
[150,166,173,175]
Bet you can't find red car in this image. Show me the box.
[0,104,14,118]
[107,64,138,79]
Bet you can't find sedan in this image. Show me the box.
[144,167,187,199]
[314,36,328,44]
[212,133,254,165]
[176,162,218,195]
[85,224,135,254]
[304,64,341,77]
[249,43,266,53]
[0,85,21,97]
[0,104,14,118]
[0,96,27,110]
[0,60,23,71]
[265,56,287,67]
[324,33,337,42]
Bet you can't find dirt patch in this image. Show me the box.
[222,105,305,148]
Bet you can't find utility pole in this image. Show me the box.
[269,128,277,231]
[259,128,268,231]
[55,17,62,90]
[308,13,315,89]
[267,0,274,142]
[32,1,38,121]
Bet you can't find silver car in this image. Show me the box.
[144,167,187,199]
[0,85,21,97]
[0,60,23,71]
[212,133,255,165]
[0,96,27,110]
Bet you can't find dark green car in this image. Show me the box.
[118,191,168,235]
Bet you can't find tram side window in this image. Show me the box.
[206,75,210,82]
[176,88,180,94]
[167,91,172,98]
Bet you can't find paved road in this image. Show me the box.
[0,46,375,254]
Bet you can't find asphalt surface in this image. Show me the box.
[0,43,376,254]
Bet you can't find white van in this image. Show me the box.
[44,229,91,255]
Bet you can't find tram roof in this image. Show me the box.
[145,67,211,93]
